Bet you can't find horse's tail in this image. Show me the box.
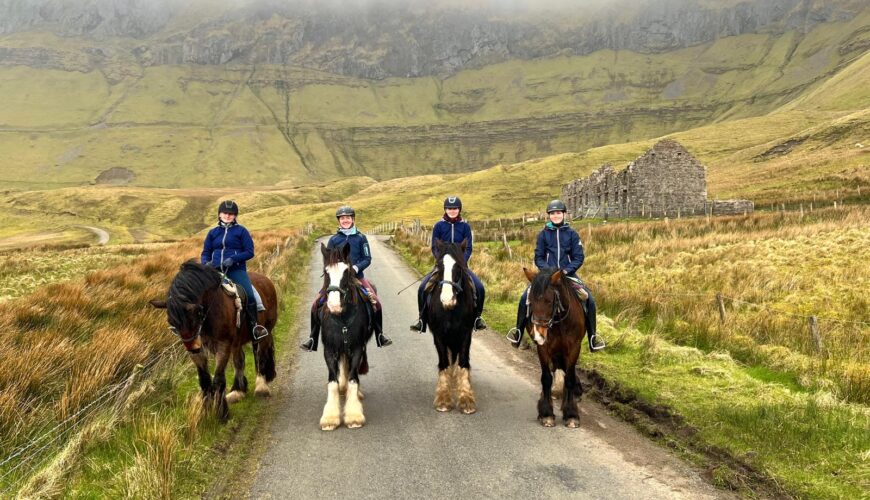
[256,337,277,382]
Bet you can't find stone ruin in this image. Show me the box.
[561,139,753,219]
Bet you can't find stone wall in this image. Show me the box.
[563,139,752,219]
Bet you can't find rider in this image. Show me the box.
[300,205,393,352]
[201,200,269,341]
[409,196,486,332]
[506,199,605,352]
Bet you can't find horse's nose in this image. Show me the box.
[183,336,203,352]
[532,326,547,345]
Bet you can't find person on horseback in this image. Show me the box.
[201,200,269,341]
[300,205,392,352]
[506,199,605,352]
[409,196,487,333]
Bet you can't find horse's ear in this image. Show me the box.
[459,238,467,253]
[434,238,444,255]
[549,269,563,285]
[340,242,351,262]
[320,242,329,259]
[149,299,167,309]
[523,267,536,282]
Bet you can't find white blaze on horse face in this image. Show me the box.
[533,325,547,345]
[325,262,349,314]
[440,254,457,309]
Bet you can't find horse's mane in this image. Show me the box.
[168,259,222,328]
[530,267,563,297]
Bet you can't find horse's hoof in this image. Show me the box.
[459,398,477,414]
[540,416,556,427]
[460,405,477,415]
[435,404,453,412]
[225,390,245,404]
[345,419,365,429]
[566,418,580,429]
[320,424,338,431]
[254,376,270,397]
[320,415,341,431]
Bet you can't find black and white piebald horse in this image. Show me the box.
[425,239,477,414]
[317,243,374,430]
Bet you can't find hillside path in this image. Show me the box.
[251,236,731,499]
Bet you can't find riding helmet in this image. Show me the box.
[546,199,567,213]
[443,196,462,210]
[335,205,356,218]
[218,200,239,215]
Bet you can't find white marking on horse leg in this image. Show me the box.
[325,263,349,314]
[439,254,457,309]
[552,369,565,401]
[254,375,270,397]
[457,367,477,414]
[343,381,366,429]
[434,369,453,411]
[338,355,349,395]
[320,382,341,431]
[225,390,245,404]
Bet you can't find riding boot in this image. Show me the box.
[300,306,320,352]
[582,301,605,352]
[410,285,426,332]
[373,308,392,347]
[507,300,527,347]
[473,286,487,330]
[247,301,269,342]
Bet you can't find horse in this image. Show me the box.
[318,242,374,431]
[426,239,477,414]
[149,260,277,421]
[523,267,586,428]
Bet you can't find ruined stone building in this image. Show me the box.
[562,139,753,218]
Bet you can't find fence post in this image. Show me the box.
[502,232,512,259]
[716,293,726,324]
[808,316,825,356]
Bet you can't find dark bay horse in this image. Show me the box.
[523,267,586,428]
[318,243,373,431]
[150,260,277,421]
[426,239,477,414]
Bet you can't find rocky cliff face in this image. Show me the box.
[0,0,864,79]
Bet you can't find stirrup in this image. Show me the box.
[299,337,316,352]
[588,334,606,352]
[252,324,270,341]
[506,327,522,345]
[474,317,487,331]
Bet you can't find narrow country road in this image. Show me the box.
[76,225,110,245]
[251,236,730,499]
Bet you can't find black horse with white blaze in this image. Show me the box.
[426,239,478,414]
[317,243,374,430]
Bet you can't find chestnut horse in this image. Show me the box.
[150,260,277,421]
[523,267,585,428]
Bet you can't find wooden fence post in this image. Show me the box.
[502,232,512,259]
[808,316,825,356]
[716,293,726,324]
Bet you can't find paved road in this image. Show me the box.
[251,236,730,499]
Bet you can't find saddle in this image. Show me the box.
[565,276,589,302]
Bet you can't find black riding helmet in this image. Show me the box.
[546,199,567,213]
[335,205,355,218]
[218,200,239,215]
[443,196,462,210]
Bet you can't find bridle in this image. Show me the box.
[168,300,208,344]
[529,286,569,329]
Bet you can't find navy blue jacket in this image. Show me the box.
[327,228,371,279]
[534,222,584,277]
[201,222,255,271]
[431,218,473,263]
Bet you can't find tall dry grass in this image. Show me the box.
[0,230,302,490]
[392,205,870,403]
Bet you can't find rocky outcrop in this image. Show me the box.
[0,0,864,79]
